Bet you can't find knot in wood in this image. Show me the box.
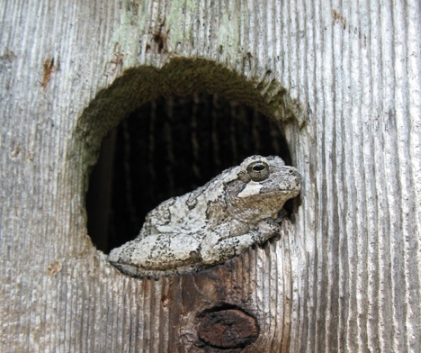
[197,308,259,349]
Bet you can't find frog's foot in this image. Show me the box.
[201,218,281,265]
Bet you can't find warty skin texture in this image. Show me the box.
[109,155,301,278]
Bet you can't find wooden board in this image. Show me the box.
[1,0,420,351]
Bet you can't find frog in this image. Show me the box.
[108,155,302,278]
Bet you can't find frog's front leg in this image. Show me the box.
[201,218,281,265]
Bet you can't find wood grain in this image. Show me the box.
[0,0,420,352]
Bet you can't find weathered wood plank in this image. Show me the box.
[1,0,420,352]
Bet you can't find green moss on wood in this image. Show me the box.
[74,58,301,171]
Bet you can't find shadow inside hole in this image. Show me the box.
[86,92,293,253]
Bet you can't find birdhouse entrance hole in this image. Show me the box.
[76,59,301,253]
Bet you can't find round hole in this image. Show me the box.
[86,93,293,253]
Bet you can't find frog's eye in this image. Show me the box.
[247,161,269,181]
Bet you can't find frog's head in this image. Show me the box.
[225,155,301,223]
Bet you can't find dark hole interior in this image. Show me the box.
[86,92,293,253]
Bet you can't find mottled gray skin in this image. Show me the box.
[109,155,301,278]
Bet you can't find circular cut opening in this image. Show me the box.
[86,92,293,253]
[75,59,302,257]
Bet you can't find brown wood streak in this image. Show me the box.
[41,58,55,90]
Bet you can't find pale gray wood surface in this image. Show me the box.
[1,0,420,352]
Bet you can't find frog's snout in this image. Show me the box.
[286,167,300,176]
[280,166,302,191]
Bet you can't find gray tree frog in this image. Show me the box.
[108,155,301,278]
